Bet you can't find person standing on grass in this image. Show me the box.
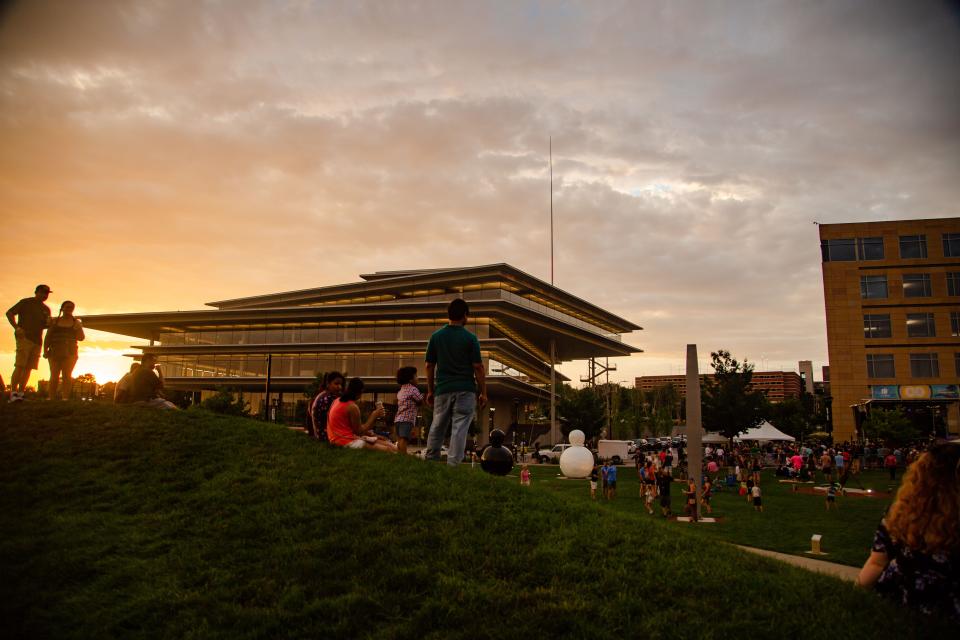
[43,300,84,400]
[751,482,763,512]
[590,464,599,500]
[701,477,713,515]
[6,284,52,402]
[520,464,531,486]
[885,450,898,481]
[393,366,423,455]
[821,449,834,483]
[685,478,698,522]
[605,461,618,500]
[826,483,839,510]
[424,299,486,466]
[658,468,673,517]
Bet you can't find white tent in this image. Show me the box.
[735,420,795,442]
[702,432,727,444]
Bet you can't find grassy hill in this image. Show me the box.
[0,403,949,639]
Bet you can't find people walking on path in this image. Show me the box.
[424,299,486,466]
[43,300,85,400]
[657,468,672,517]
[6,284,52,402]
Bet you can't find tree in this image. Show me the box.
[557,384,605,441]
[701,350,767,441]
[201,386,250,416]
[75,373,96,384]
[767,395,821,442]
[862,407,921,447]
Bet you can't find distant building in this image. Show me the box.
[636,370,803,402]
[84,264,641,443]
[819,218,960,441]
[798,360,815,394]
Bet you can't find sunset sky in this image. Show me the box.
[1,0,959,387]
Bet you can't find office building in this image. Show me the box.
[636,370,802,402]
[819,218,960,441]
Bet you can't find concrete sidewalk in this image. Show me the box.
[735,545,860,582]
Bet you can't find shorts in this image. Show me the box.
[590,481,597,490]
[827,496,835,502]
[753,497,762,507]
[395,421,414,439]
[344,439,366,450]
[607,481,617,490]
[660,495,671,507]
[15,336,42,370]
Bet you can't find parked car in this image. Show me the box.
[536,444,571,463]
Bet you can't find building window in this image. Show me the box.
[906,313,936,337]
[866,354,895,378]
[860,275,888,299]
[899,235,928,259]
[910,353,939,378]
[863,314,892,339]
[821,238,856,262]
[956,353,960,377]
[953,312,960,337]
[902,273,931,298]
[947,272,960,296]
[944,233,960,258]
[857,237,885,260]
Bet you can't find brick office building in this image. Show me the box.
[819,218,960,442]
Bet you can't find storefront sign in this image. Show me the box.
[900,385,932,400]
[871,385,900,400]
[931,384,960,399]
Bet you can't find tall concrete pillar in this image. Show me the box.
[686,345,703,521]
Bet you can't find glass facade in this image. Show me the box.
[160,319,490,346]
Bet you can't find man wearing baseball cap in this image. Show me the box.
[6,285,52,402]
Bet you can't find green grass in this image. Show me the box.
[1,403,951,639]
[523,464,898,567]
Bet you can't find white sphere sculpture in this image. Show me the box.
[560,429,594,478]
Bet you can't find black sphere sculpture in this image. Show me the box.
[480,429,514,476]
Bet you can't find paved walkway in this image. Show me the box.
[735,545,860,582]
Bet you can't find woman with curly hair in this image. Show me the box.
[856,442,960,621]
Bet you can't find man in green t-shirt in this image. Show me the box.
[424,298,487,466]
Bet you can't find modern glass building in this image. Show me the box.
[84,264,641,442]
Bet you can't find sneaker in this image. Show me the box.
[9,392,23,403]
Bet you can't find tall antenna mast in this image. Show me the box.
[550,136,554,285]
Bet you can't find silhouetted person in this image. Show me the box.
[43,300,85,400]
[6,284,52,402]
[127,354,176,409]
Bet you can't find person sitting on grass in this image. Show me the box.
[126,354,177,409]
[857,442,960,622]
[308,371,345,441]
[326,378,397,453]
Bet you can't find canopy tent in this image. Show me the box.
[735,420,795,442]
[702,432,728,444]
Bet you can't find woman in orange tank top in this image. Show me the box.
[327,378,398,453]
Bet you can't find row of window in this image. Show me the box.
[865,352,959,378]
[860,272,960,299]
[159,320,491,346]
[863,312,960,338]
[155,352,529,380]
[823,232,960,262]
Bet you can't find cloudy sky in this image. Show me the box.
[1,0,958,386]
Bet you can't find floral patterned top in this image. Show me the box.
[872,519,960,621]
[310,391,337,442]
